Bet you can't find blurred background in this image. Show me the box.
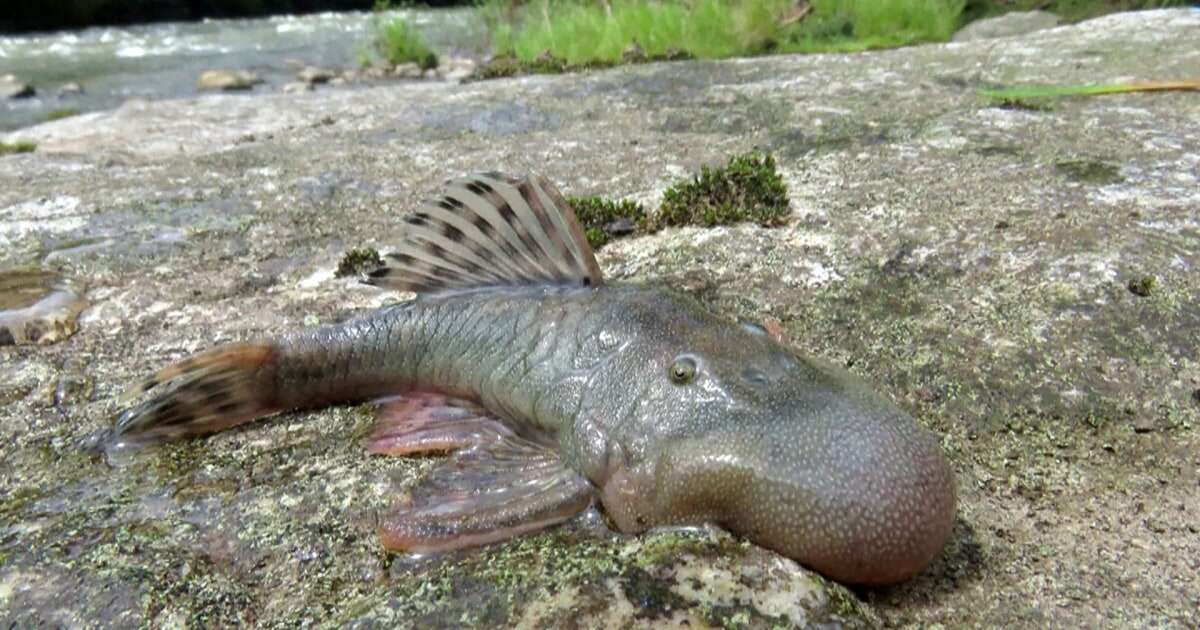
[1,1,1187,132]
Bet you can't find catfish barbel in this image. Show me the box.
[108,172,955,585]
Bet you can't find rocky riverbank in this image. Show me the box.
[2,8,1198,627]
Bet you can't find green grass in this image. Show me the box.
[0,141,36,156]
[364,2,439,70]
[483,0,966,67]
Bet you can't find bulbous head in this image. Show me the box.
[584,289,956,586]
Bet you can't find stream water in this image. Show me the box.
[0,9,486,131]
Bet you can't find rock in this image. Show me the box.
[953,10,1061,42]
[297,66,335,85]
[2,9,1199,628]
[281,81,313,94]
[196,69,261,91]
[622,41,647,63]
[440,57,477,82]
[57,82,84,97]
[391,62,424,79]
[1,74,36,99]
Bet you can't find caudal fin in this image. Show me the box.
[110,342,281,445]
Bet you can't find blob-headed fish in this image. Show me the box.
[109,172,955,585]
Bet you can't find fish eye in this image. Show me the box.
[668,356,697,384]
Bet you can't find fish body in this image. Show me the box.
[111,172,955,586]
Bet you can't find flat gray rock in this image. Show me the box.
[2,8,1198,628]
[953,10,1061,42]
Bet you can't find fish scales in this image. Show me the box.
[108,171,955,586]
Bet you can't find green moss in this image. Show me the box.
[336,247,384,278]
[1054,159,1122,185]
[1127,275,1156,298]
[0,141,36,155]
[657,152,790,229]
[43,107,81,122]
[568,195,650,249]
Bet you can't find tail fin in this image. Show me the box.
[110,342,281,445]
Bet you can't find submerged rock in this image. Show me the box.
[197,70,262,91]
[1,74,36,99]
[297,66,335,85]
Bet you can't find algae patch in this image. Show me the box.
[657,152,789,228]
[1055,159,1122,185]
[0,141,36,156]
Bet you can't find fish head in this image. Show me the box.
[596,297,955,586]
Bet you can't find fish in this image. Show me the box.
[107,171,955,586]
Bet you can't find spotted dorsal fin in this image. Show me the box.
[367,172,604,293]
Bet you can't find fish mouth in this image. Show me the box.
[652,413,956,586]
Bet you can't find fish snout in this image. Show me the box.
[656,399,956,586]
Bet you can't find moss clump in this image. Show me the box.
[1127,275,1156,297]
[569,196,650,249]
[0,141,36,156]
[657,152,789,228]
[336,247,384,278]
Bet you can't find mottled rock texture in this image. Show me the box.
[2,8,1198,628]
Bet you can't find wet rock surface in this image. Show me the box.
[2,9,1198,628]
[0,269,87,345]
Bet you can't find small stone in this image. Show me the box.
[604,217,637,236]
[197,70,261,91]
[298,66,335,84]
[1132,415,1156,434]
[622,41,647,63]
[1,74,36,99]
[392,63,424,79]
[57,82,84,96]
[282,82,313,94]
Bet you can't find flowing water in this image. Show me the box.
[0,9,486,131]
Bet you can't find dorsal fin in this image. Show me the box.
[367,172,604,293]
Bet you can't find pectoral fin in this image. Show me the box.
[369,394,594,553]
